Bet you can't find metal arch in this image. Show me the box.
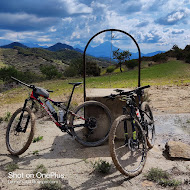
[83,29,141,101]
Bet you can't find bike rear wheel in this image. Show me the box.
[141,102,155,148]
[6,107,35,155]
[70,101,112,146]
[109,115,147,177]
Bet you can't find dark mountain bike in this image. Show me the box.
[104,85,155,177]
[6,77,112,155]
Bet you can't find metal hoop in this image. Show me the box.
[83,29,141,101]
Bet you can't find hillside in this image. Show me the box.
[0,46,110,75]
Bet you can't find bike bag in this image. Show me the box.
[34,87,49,98]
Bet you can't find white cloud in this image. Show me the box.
[167,10,187,22]
[49,27,57,32]
[61,0,92,14]
[37,36,51,42]
[0,0,190,53]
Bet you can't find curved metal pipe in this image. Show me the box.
[83,29,141,101]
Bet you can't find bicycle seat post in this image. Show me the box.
[66,84,77,111]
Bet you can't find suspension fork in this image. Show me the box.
[17,98,33,133]
[123,107,128,144]
[130,105,137,142]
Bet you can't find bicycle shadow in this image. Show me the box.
[0,132,111,169]
[74,170,133,190]
[41,134,111,160]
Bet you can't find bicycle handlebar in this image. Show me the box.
[120,85,150,96]
[11,76,35,89]
[11,76,54,93]
[104,85,150,100]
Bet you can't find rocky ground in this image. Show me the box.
[0,84,190,190]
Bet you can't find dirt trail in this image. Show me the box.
[0,84,190,190]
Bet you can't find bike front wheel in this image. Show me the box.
[141,102,155,149]
[109,115,147,177]
[70,101,112,147]
[6,107,35,155]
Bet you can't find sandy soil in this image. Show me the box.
[0,84,190,190]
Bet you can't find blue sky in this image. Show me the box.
[0,0,190,53]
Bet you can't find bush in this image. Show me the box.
[64,66,78,77]
[0,66,43,83]
[39,179,62,190]
[185,52,190,63]
[92,159,111,174]
[152,53,168,63]
[5,163,19,172]
[64,58,100,77]
[33,164,47,177]
[40,65,62,79]
[106,65,115,73]
[145,168,181,188]
[126,59,138,69]
[86,61,101,76]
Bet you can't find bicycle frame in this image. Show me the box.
[122,92,152,143]
[19,84,85,136]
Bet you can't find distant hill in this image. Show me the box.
[0,42,28,49]
[1,41,165,59]
[47,43,74,51]
[74,42,165,59]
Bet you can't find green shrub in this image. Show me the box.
[106,65,115,73]
[126,59,138,69]
[0,66,43,84]
[64,58,100,77]
[152,53,168,63]
[86,61,101,76]
[185,52,190,63]
[146,168,181,188]
[33,150,39,155]
[33,164,47,177]
[33,136,43,143]
[92,159,111,174]
[40,65,62,79]
[4,112,11,122]
[158,178,182,187]
[39,179,62,190]
[5,163,19,172]
[146,168,169,182]
[64,66,78,77]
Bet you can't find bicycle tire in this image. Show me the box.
[141,102,155,148]
[70,101,112,146]
[109,115,147,177]
[6,107,35,155]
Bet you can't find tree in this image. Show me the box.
[64,58,100,77]
[113,49,131,72]
[40,65,61,79]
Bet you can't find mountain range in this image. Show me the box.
[0,41,165,59]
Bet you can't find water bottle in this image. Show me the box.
[58,110,64,122]
[45,100,58,120]
[45,100,56,113]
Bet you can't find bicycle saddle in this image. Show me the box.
[69,82,82,86]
